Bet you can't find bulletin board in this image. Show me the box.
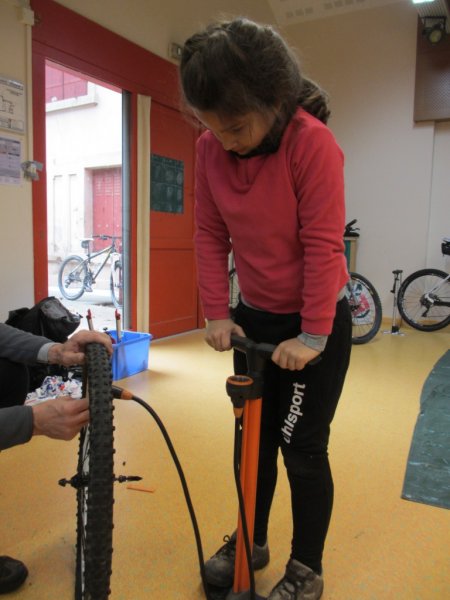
[150,154,184,214]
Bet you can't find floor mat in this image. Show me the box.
[402,350,450,510]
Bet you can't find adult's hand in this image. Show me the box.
[47,330,113,367]
[32,396,89,440]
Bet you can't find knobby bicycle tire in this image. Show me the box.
[75,343,115,600]
[397,268,450,332]
[110,259,123,309]
[346,272,382,344]
[58,255,88,301]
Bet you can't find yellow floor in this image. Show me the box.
[1,326,449,599]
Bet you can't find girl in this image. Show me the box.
[180,18,352,600]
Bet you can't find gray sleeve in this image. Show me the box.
[0,323,54,365]
[297,332,328,352]
[0,405,34,450]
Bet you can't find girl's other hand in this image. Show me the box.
[272,338,320,371]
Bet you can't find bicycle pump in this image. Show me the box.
[225,334,274,600]
[384,269,405,336]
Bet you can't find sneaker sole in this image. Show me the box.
[204,555,270,588]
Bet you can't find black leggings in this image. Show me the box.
[0,358,29,408]
[233,298,352,574]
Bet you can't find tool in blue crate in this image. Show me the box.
[115,308,122,342]
[86,308,94,331]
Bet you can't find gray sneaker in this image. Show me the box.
[204,531,270,587]
[268,559,323,600]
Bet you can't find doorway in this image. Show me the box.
[45,61,123,332]
[32,0,201,337]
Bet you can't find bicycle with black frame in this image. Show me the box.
[57,234,123,308]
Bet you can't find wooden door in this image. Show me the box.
[149,101,199,338]
[92,167,122,252]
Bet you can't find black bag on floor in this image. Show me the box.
[6,296,81,391]
[6,296,80,342]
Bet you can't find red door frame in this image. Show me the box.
[31,0,194,331]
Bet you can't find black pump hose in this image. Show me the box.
[121,390,258,600]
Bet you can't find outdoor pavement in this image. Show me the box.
[49,286,118,334]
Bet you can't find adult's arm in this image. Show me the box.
[0,405,33,450]
[0,323,53,365]
[0,324,113,366]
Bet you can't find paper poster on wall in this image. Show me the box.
[0,135,21,185]
[0,77,26,134]
[150,154,184,214]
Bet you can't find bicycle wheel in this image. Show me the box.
[346,272,382,344]
[397,268,450,331]
[75,343,114,600]
[229,267,240,310]
[58,255,88,301]
[110,258,123,309]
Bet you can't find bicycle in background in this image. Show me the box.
[345,271,382,344]
[342,220,382,344]
[58,234,123,308]
[396,238,450,331]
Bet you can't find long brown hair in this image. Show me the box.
[180,18,330,125]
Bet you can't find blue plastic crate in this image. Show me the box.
[107,330,152,380]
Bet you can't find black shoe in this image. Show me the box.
[204,532,270,588]
[0,556,28,594]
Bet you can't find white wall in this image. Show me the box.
[281,1,448,312]
[427,121,450,269]
[0,0,448,321]
[0,0,34,319]
[51,0,275,60]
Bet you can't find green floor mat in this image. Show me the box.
[401,350,450,510]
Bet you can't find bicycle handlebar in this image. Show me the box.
[92,234,122,241]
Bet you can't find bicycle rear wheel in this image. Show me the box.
[75,343,114,600]
[346,272,382,344]
[397,268,450,331]
[110,258,123,309]
[58,255,88,301]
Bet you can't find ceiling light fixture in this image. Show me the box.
[421,16,447,44]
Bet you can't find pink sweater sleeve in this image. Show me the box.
[194,136,232,320]
[290,123,347,334]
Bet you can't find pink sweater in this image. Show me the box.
[194,107,349,336]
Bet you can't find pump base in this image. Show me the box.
[205,584,266,600]
[206,584,231,600]
[226,590,266,600]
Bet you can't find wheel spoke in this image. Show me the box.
[58,255,87,301]
[398,269,450,331]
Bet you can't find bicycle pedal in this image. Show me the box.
[115,475,142,483]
